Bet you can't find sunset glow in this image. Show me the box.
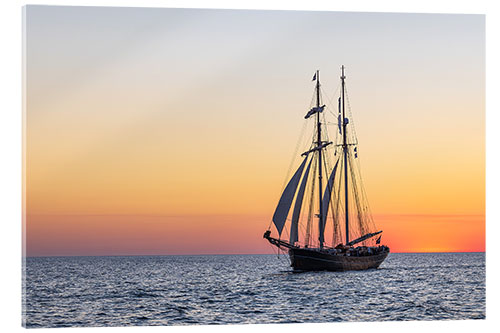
[24,7,485,256]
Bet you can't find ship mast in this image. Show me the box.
[316,70,324,249]
[341,65,349,245]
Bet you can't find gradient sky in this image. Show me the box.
[24,6,485,256]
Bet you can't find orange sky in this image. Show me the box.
[24,7,485,256]
[25,213,484,256]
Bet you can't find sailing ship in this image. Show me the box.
[264,66,389,271]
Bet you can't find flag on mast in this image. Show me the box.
[312,73,317,81]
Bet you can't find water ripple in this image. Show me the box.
[23,253,485,327]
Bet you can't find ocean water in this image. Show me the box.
[23,253,485,328]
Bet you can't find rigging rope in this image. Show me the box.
[304,154,317,247]
[344,83,377,234]
[267,100,312,232]
[271,77,378,248]
[349,152,368,240]
[333,159,344,246]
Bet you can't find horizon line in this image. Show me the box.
[23,251,486,258]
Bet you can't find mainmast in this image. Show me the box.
[341,65,349,245]
[316,70,324,249]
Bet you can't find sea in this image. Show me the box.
[23,252,485,328]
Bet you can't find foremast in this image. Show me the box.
[266,69,331,250]
[315,70,325,249]
[340,65,350,245]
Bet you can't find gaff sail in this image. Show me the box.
[289,158,313,244]
[320,159,339,236]
[272,157,308,236]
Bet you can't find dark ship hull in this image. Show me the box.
[289,247,389,271]
[264,231,389,272]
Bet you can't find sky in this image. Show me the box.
[24,6,485,256]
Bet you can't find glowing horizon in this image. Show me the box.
[25,213,484,257]
[24,6,485,256]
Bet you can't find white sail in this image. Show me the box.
[289,158,313,244]
[320,159,339,235]
[272,157,308,236]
